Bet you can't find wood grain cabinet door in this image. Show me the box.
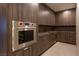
[49,33,56,45]
[8,4,18,20]
[50,11,55,26]
[22,4,30,21]
[56,31,76,45]
[67,32,76,44]
[23,3,38,23]
[31,43,39,56]
[38,4,46,25]
[28,3,38,23]
[38,4,50,25]
[37,36,44,55]
[55,9,76,26]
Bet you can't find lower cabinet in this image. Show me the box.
[37,32,56,55]
[49,32,57,46]
[12,46,33,56]
[12,31,76,56]
[56,31,76,45]
[12,32,56,56]
[32,43,39,56]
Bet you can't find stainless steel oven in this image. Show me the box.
[12,20,37,51]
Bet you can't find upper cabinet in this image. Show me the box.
[8,3,76,25]
[23,3,38,23]
[38,4,55,26]
[50,10,55,26]
[8,4,18,20]
[55,8,76,26]
[8,3,38,23]
[8,3,55,25]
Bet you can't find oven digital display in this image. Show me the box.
[18,30,34,44]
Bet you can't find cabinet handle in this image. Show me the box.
[24,47,28,50]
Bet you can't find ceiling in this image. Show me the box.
[46,3,76,12]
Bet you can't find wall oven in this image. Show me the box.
[12,20,37,51]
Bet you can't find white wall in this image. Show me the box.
[76,3,79,55]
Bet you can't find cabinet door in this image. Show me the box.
[31,43,38,56]
[50,11,55,26]
[37,36,44,55]
[56,31,76,45]
[18,4,23,21]
[38,4,50,25]
[49,33,56,45]
[55,9,76,26]
[28,3,38,23]
[38,4,45,25]
[67,32,76,44]
[37,34,55,55]
[38,4,55,25]
[9,4,18,20]
[23,3,38,23]
[22,4,30,21]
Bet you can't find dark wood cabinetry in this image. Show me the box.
[0,3,76,56]
[50,11,55,26]
[23,3,38,23]
[37,32,56,55]
[55,8,76,26]
[38,4,55,25]
[8,3,38,23]
[56,31,76,45]
[12,32,56,56]
[8,4,18,20]
[13,45,33,56]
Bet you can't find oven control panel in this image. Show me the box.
[17,21,36,27]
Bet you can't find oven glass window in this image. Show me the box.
[18,30,34,44]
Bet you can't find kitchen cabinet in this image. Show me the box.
[38,4,55,26]
[37,32,56,55]
[13,46,33,56]
[8,31,56,56]
[50,11,55,26]
[23,3,38,23]
[31,43,39,56]
[56,31,76,45]
[8,4,18,20]
[55,8,76,26]
[38,4,47,25]
[9,3,38,23]
[49,32,57,45]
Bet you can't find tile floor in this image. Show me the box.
[42,42,77,56]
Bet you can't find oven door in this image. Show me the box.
[12,27,37,51]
